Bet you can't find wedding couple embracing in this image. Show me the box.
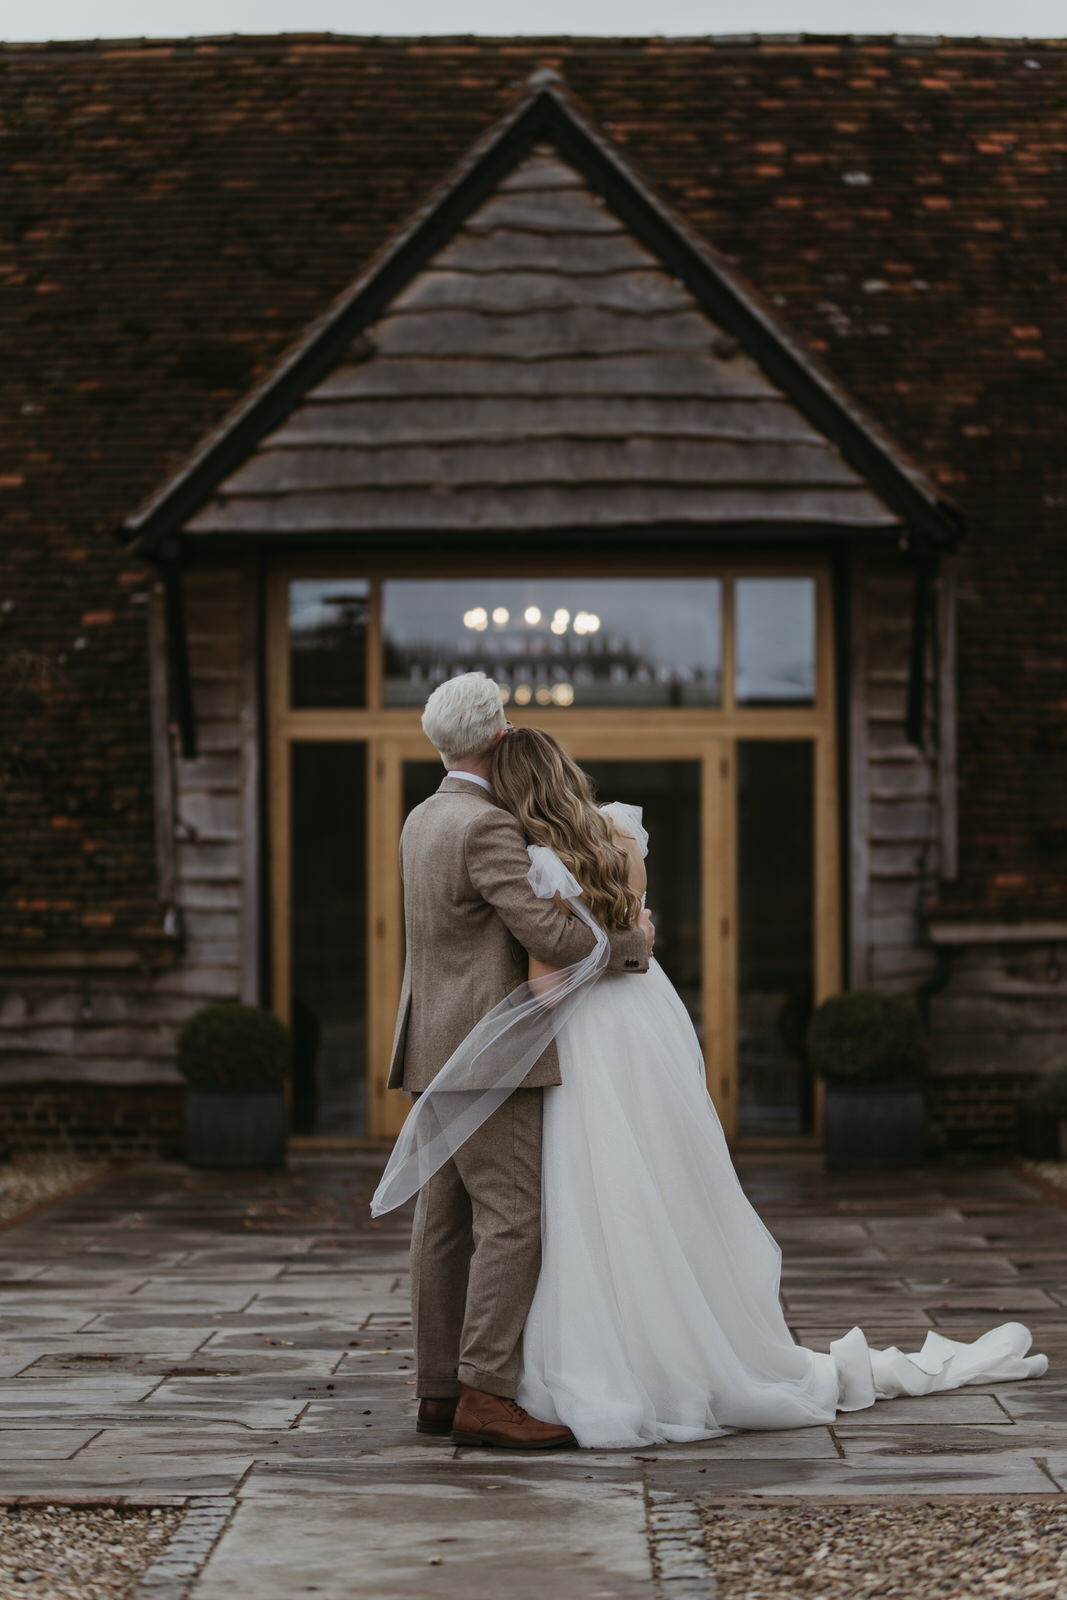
[372,672,1047,1452]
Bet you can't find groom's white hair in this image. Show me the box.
[422,672,506,766]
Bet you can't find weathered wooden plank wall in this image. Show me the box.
[0,568,253,1085]
[858,558,1067,1112]
[931,942,1067,1076]
[860,559,940,992]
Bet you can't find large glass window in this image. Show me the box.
[289,579,369,708]
[290,742,367,1134]
[382,578,721,710]
[736,739,814,1134]
[735,578,816,706]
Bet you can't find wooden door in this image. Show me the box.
[369,735,732,1141]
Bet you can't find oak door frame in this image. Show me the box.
[266,555,841,1143]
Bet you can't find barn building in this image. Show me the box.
[1,35,1065,1152]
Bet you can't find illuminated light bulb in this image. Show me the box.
[551,683,575,707]
[513,683,532,706]
[523,606,542,626]
[499,684,511,704]
[573,612,589,635]
[550,618,568,636]
[535,686,553,706]
[553,609,570,625]
[492,607,509,625]
[586,613,601,633]
[463,606,488,631]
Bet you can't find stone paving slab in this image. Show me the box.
[991,1379,1067,1422]
[0,1312,100,1334]
[0,1373,164,1410]
[647,1452,1059,1496]
[0,1332,209,1359]
[192,1480,653,1600]
[811,1391,1014,1426]
[0,1428,100,1459]
[0,1455,258,1494]
[634,1427,841,1460]
[0,1152,1059,1598]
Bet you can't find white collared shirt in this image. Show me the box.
[449,770,494,795]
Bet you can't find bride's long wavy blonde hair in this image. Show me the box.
[491,727,641,931]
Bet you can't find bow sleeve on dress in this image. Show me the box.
[526,844,584,902]
[600,802,649,859]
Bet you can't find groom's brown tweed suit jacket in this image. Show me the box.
[388,774,649,1093]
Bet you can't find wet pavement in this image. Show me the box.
[0,1150,1061,1597]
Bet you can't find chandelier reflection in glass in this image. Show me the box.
[382,579,722,711]
[458,600,604,707]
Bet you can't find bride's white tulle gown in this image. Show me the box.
[515,805,1048,1449]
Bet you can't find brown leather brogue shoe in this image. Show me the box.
[417,1397,459,1436]
[450,1384,576,1450]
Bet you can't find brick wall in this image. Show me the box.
[926,1071,1039,1154]
[0,564,253,1093]
[0,1077,1040,1158]
[0,1083,185,1157]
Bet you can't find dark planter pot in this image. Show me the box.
[1016,1105,1067,1161]
[185,1088,287,1170]
[822,1083,926,1171]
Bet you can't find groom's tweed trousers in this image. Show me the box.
[391,774,648,1399]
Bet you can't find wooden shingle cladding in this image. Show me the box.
[187,148,900,543]
[130,79,959,561]
[850,555,942,993]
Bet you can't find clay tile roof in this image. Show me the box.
[1,34,1065,941]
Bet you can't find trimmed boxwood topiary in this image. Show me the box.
[177,1003,291,1091]
[806,989,928,1087]
[1024,1067,1067,1116]
[1018,1068,1067,1159]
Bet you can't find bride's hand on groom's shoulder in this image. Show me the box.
[639,908,655,957]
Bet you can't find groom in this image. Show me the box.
[388,672,654,1449]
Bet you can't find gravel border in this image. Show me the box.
[1020,1160,1067,1195]
[696,1498,1067,1600]
[0,1154,111,1226]
[0,1499,236,1600]
[0,1504,182,1599]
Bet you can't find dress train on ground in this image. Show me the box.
[517,958,1048,1449]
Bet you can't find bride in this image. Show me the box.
[375,725,1047,1449]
